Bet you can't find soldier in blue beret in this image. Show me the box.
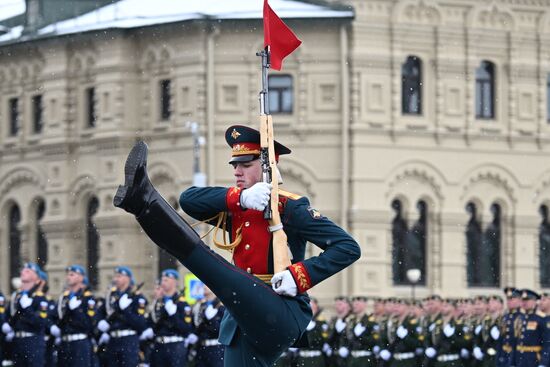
[113,126,361,366]
[514,289,549,367]
[149,268,195,367]
[50,265,96,367]
[36,269,58,367]
[0,290,5,364]
[194,285,225,367]
[1,263,48,367]
[96,266,148,367]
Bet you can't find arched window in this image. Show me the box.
[86,197,100,290]
[391,199,408,285]
[475,61,495,119]
[401,56,422,115]
[406,200,427,285]
[36,199,47,268]
[466,202,501,287]
[9,204,22,289]
[539,205,550,287]
[465,202,481,286]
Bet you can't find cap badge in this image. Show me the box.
[231,129,241,140]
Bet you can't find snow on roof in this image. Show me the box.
[0,0,25,22]
[35,0,352,38]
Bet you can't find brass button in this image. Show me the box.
[245,221,250,227]
[246,267,252,273]
[245,244,250,250]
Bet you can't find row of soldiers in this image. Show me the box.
[275,288,550,367]
[0,262,225,367]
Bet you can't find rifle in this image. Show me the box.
[257,47,291,274]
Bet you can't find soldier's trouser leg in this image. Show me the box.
[58,339,93,367]
[13,335,45,367]
[151,342,187,367]
[196,345,225,367]
[114,142,304,365]
[105,335,140,367]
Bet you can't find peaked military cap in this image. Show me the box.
[225,125,291,164]
[352,296,368,302]
[521,288,540,300]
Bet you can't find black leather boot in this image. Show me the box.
[114,141,201,260]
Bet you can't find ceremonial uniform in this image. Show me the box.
[327,313,352,367]
[516,308,549,366]
[6,287,49,366]
[472,316,502,367]
[113,128,360,367]
[195,298,225,367]
[498,309,520,367]
[294,309,329,367]
[385,316,423,367]
[348,313,377,367]
[150,292,194,367]
[425,318,468,367]
[55,287,96,366]
[100,284,148,367]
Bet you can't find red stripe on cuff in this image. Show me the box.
[288,262,312,293]
[226,187,242,212]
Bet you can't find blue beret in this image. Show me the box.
[38,270,48,281]
[521,289,540,300]
[115,266,133,279]
[161,269,180,280]
[225,125,291,164]
[66,265,87,276]
[23,262,42,275]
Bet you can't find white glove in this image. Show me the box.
[97,320,110,333]
[461,348,470,358]
[490,325,500,340]
[415,348,424,356]
[475,324,482,335]
[139,327,154,341]
[5,331,14,342]
[335,319,347,333]
[354,323,366,337]
[19,294,33,309]
[322,343,332,356]
[118,294,133,310]
[380,349,391,361]
[2,322,13,335]
[164,299,177,316]
[205,304,219,320]
[240,182,272,211]
[50,325,61,338]
[397,325,409,339]
[98,332,110,345]
[425,347,437,358]
[271,270,297,297]
[443,324,455,337]
[338,346,350,358]
[68,297,82,310]
[373,345,381,354]
[473,346,484,360]
[306,320,316,331]
[54,337,61,346]
[186,333,199,346]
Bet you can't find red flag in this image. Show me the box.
[263,0,302,71]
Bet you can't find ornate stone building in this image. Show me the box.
[1,0,550,305]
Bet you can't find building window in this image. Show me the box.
[539,205,550,288]
[9,97,19,136]
[36,199,47,268]
[9,204,21,290]
[32,95,43,134]
[160,79,171,121]
[466,202,501,287]
[86,196,100,290]
[268,75,293,114]
[475,61,495,119]
[85,87,97,128]
[402,56,422,115]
